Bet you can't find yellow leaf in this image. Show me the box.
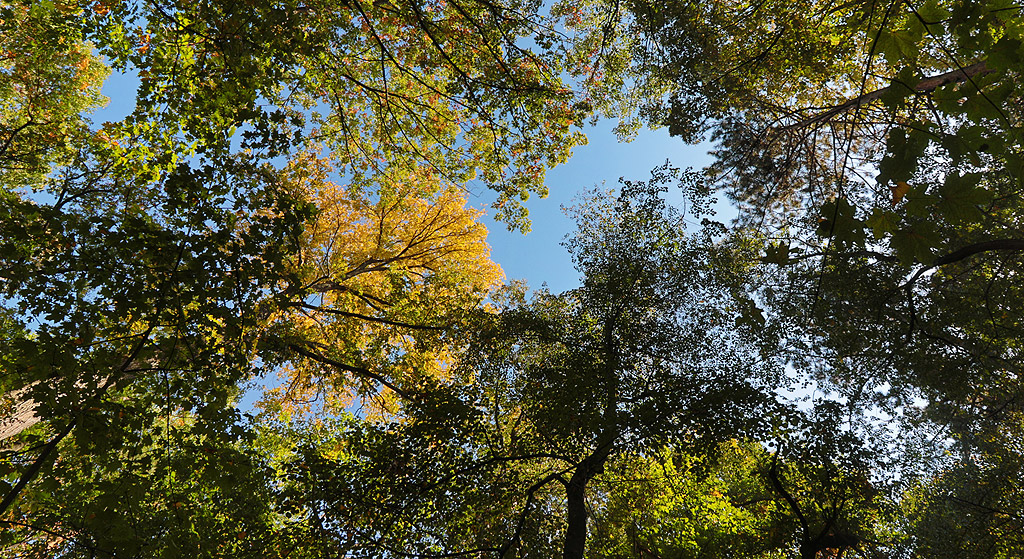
[260,151,503,419]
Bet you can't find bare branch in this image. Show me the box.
[292,302,447,331]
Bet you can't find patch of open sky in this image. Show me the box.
[89,26,730,298]
[478,119,725,294]
[93,63,141,124]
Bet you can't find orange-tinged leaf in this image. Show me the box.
[891,181,911,205]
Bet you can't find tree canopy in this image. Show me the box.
[5,0,1024,557]
[579,0,1024,555]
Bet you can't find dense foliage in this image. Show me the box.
[3,0,1024,557]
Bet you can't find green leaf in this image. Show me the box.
[890,222,940,265]
[817,198,865,247]
[761,242,791,265]
[881,67,919,110]
[903,182,938,218]
[876,26,920,66]
[987,37,1024,72]
[735,299,766,329]
[877,126,930,185]
[937,173,990,224]
[866,208,900,239]
[963,78,1011,122]
[916,0,950,31]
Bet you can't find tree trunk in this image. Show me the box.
[562,467,590,559]
[562,452,608,559]
[561,309,622,559]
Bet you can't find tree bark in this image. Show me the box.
[0,419,75,516]
[905,238,1024,286]
[1,373,123,443]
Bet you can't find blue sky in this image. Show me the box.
[481,122,716,294]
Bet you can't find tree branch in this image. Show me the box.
[907,238,1024,286]
[768,452,810,537]
[931,238,1024,268]
[785,61,992,130]
[0,117,37,159]
[499,472,565,558]
[0,419,75,516]
[291,302,446,331]
[286,343,413,401]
